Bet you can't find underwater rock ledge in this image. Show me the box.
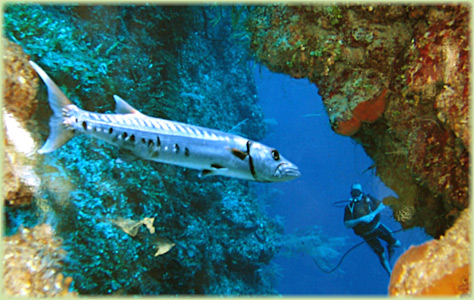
[247,3,469,238]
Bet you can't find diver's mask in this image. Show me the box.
[350,189,362,201]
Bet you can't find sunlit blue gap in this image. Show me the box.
[253,65,431,295]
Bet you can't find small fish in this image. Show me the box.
[31,61,300,182]
[154,237,175,257]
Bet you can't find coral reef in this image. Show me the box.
[388,208,471,296]
[3,5,278,295]
[247,5,405,135]
[3,223,76,296]
[246,4,469,237]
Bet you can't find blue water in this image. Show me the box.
[253,66,431,295]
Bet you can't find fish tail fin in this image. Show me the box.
[30,61,75,154]
[37,115,74,154]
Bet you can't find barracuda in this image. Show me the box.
[31,61,300,182]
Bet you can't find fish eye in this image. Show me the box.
[271,150,280,161]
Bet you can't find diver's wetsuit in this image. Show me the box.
[344,194,398,267]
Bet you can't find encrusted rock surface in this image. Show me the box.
[4,37,39,121]
[4,224,76,297]
[3,38,42,207]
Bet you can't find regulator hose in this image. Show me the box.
[313,227,404,274]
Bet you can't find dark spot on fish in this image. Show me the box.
[130,134,135,142]
[141,138,146,144]
[122,132,128,139]
[230,148,247,160]
[247,141,257,179]
[211,163,225,169]
[174,144,180,153]
[82,121,88,130]
[148,139,154,147]
[109,127,113,134]
[184,147,190,157]
[157,136,161,147]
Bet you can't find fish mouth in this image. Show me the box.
[274,163,301,181]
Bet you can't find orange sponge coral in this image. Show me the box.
[333,88,388,136]
[388,209,471,296]
[352,88,388,123]
[333,115,362,136]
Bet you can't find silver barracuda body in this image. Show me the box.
[31,61,300,182]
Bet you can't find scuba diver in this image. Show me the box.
[343,183,401,276]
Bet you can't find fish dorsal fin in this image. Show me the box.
[114,95,142,115]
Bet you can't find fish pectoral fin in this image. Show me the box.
[116,149,139,163]
[229,148,247,160]
[198,169,215,178]
[210,163,226,170]
[114,95,144,115]
[199,164,228,179]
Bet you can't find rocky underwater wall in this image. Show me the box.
[3,5,281,295]
[246,4,470,296]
